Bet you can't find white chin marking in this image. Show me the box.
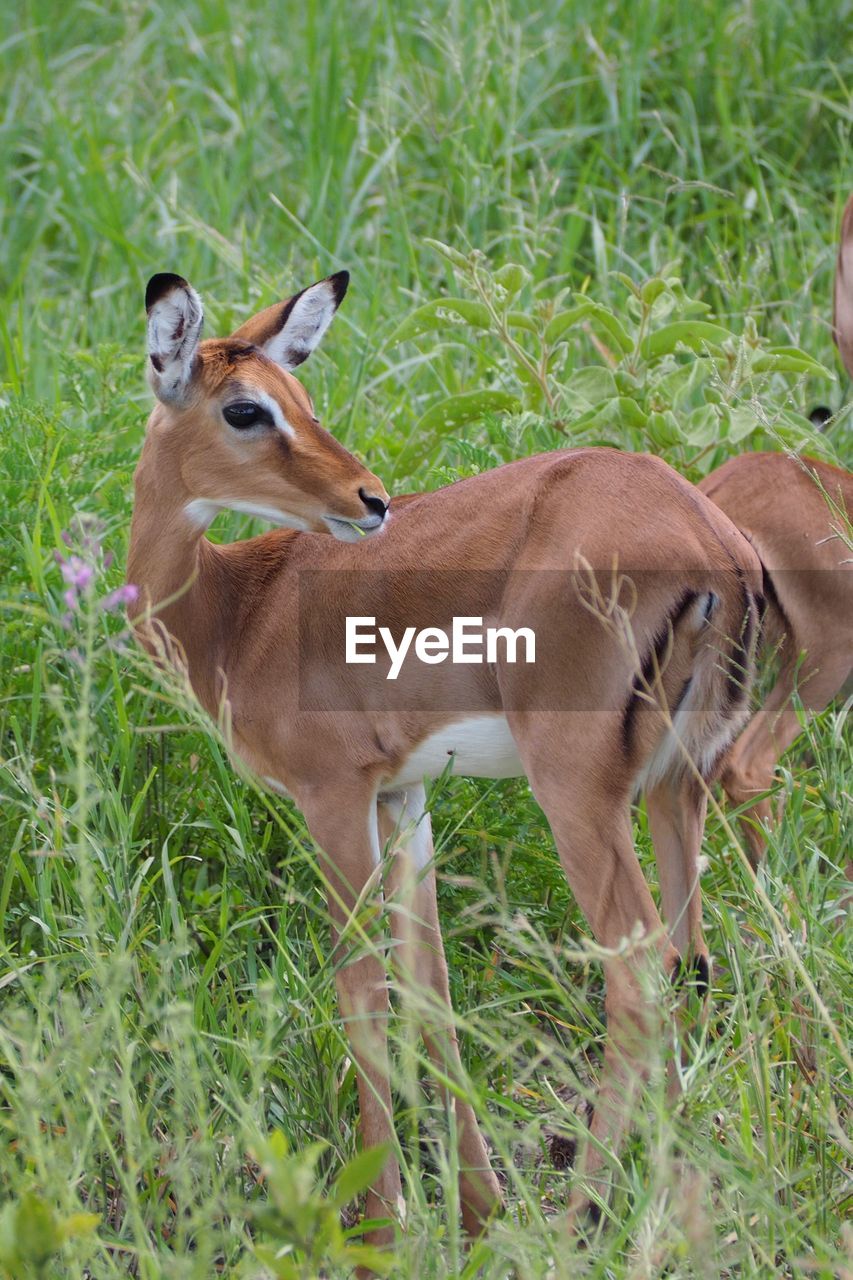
[184,499,218,529]
[183,499,309,531]
[324,515,386,542]
[325,518,364,543]
[387,715,524,789]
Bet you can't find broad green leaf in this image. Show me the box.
[771,415,840,459]
[750,346,832,377]
[59,1213,100,1241]
[726,405,762,442]
[252,1243,301,1279]
[614,271,641,297]
[652,357,711,407]
[9,1193,61,1264]
[565,396,645,433]
[583,301,634,353]
[505,310,539,332]
[640,277,668,305]
[661,278,713,316]
[267,1129,289,1159]
[641,320,733,358]
[646,410,683,448]
[494,262,530,295]
[423,237,470,269]
[683,403,720,446]
[416,389,521,435]
[648,290,679,323]
[391,299,536,343]
[0,1202,17,1267]
[614,368,642,394]
[563,365,618,408]
[390,298,491,342]
[342,1243,395,1275]
[331,1143,392,1208]
[544,302,594,345]
[613,396,648,428]
[546,297,635,352]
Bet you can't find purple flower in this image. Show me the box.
[59,555,94,590]
[55,526,133,629]
[101,583,139,612]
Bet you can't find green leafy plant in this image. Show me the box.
[246,1131,393,1279]
[0,1193,98,1280]
[392,241,834,473]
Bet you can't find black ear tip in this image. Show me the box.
[327,269,350,305]
[145,272,190,313]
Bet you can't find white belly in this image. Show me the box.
[388,714,524,788]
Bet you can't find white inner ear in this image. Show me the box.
[147,284,204,403]
[263,281,339,371]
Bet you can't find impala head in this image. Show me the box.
[143,270,389,541]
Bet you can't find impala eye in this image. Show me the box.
[223,401,264,429]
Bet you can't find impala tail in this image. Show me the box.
[630,575,760,795]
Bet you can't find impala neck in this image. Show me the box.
[127,432,231,714]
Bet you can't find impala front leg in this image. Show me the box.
[301,785,402,1249]
[379,788,502,1237]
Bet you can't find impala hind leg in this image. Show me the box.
[302,789,402,1249]
[646,777,711,1097]
[510,735,679,1219]
[646,776,709,977]
[720,653,850,865]
[378,788,502,1237]
[556,806,676,1219]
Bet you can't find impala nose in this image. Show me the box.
[359,488,389,521]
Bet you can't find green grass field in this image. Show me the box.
[1,1,851,1275]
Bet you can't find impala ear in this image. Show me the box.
[231,271,349,372]
[833,194,853,380]
[145,273,204,405]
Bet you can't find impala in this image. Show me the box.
[700,195,853,864]
[699,452,852,865]
[128,270,761,1245]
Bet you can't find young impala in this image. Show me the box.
[699,453,852,865]
[128,270,761,1246]
[700,195,853,864]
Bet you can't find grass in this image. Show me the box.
[0,0,851,1275]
